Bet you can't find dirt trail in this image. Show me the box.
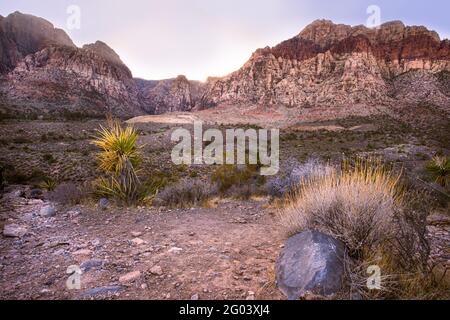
[0,188,284,300]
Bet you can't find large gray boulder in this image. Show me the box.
[276,230,347,299]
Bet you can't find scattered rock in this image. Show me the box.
[67,208,82,217]
[39,205,56,218]
[27,189,43,199]
[168,247,183,254]
[150,265,163,276]
[276,230,347,300]
[191,293,199,300]
[131,238,145,245]
[80,259,104,272]
[98,198,109,210]
[84,286,123,297]
[119,271,142,283]
[72,249,93,257]
[3,224,27,238]
[131,231,143,237]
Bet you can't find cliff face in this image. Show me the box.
[136,75,206,114]
[0,13,449,118]
[202,20,450,111]
[0,11,75,74]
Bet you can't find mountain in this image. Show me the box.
[0,12,202,118]
[201,20,450,117]
[0,13,449,120]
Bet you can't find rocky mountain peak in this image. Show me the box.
[82,41,125,66]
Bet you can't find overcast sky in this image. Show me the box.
[1,0,449,81]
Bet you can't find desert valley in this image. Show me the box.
[0,11,449,301]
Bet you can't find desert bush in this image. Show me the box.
[426,155,450,187]
[265,157,330,198]
[211,164,261,194]
[279,158,431,298]
[156,178,217,208]
[92,117,141,204]
[47,183,85,205]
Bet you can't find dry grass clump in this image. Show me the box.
[280,158,404,251]
[279,158,434,299]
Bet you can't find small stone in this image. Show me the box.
[150,265,163,276]
[39,205,56,217]
[119,271,142,284]
[72,249,93,256]
[84,286,123,297]
[168,247,183,254]
[188,232,195,236]
[131,231,143,237]
[191,293,199,300]
[98,198,109,210]
[67,208,81,217]
[141,283,148,289]
[3,224,27,238]
[131,238,145,245]
[246,295,255,300]
[80,259,104,272]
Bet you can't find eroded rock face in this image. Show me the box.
[202,20,450,112]
[0,11,75,74]
[136,75,207,114]
[276,230,347,299]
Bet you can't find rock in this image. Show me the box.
[131,231,143,237]
[72,249,93,257]
[84,286,123,297]
[67,208,82,217]
[150,265,163,276]
[119,271,142,284]
[27,189,43,199]
[168,247,183,254]
[80,259,104,272]
[39,205,56,217]
[276,230,347,300]
[3,224,27,238]
[190,294,199,300]
[98,198,109,210]
[131,238,145,245]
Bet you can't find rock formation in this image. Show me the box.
[202,20,450,112]
[0,13,449,119]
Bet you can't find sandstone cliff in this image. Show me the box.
[202,20,450,113]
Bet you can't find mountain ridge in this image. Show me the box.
[0,12,449,119]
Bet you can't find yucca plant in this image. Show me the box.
[426,156,450,187]
[92,117,141,204]
[39,177,57,191]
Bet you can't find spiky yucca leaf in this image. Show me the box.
[426,156,450,187]
[39,178,57,191]
[92,119,141,174]
[92,117,141,204]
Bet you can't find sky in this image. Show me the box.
[1,0,449,81]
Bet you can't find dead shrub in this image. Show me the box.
[156,178,217,208]
[47,183,85,205]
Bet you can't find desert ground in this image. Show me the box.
[0,112,448,300]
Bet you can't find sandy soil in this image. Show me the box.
[0,187,285,300]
